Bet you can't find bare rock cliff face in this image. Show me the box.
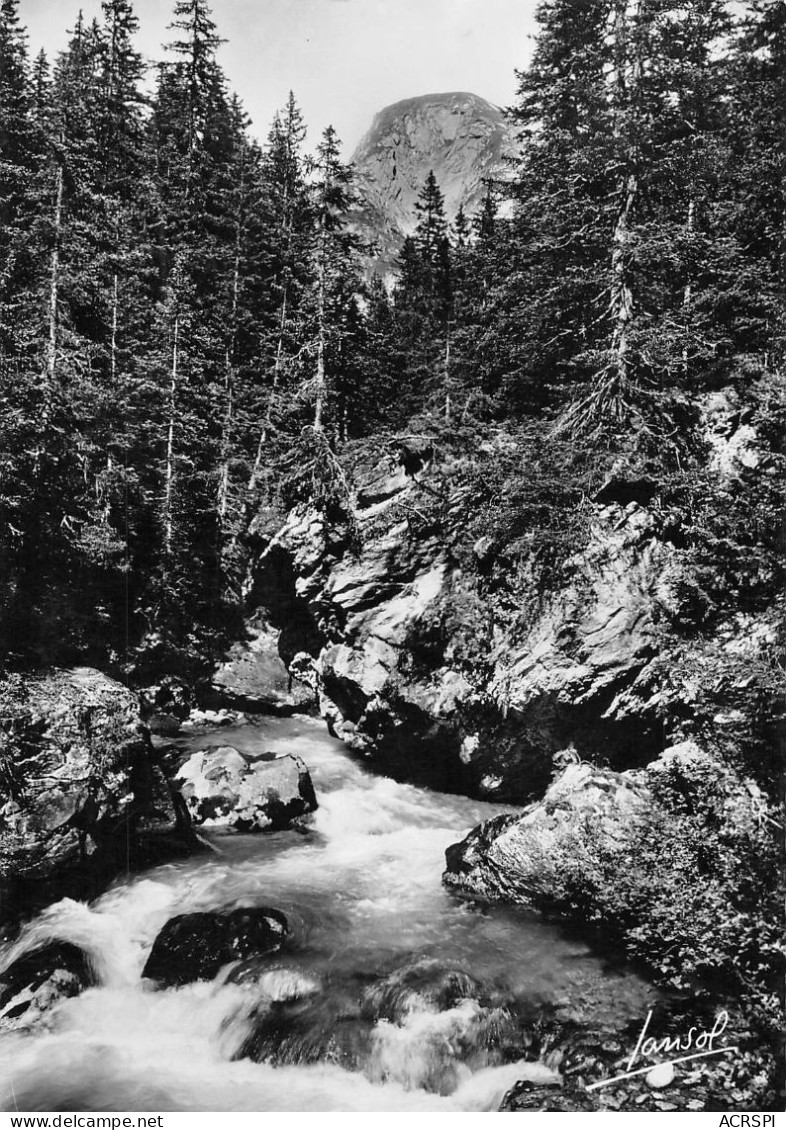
[350,92,518,274]
[245,444,670,801]
[240,395,771,802]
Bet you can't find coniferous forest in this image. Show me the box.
[0,0,782,681]
[0,0,784,1114]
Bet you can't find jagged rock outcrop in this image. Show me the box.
[0,668,194,906]
[175,746,317,832]
[248,443,474,792]
[240,393,772,802]
[350,92,518,275]
[139,675,192,736]
[245,439,670,799]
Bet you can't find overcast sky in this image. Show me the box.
[19,0,539,154]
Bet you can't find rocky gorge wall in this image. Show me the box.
[218,392,778,808]
[225,443,678,801]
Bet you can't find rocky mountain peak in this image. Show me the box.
[350,91,518,275]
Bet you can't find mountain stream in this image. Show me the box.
[0,716,654,1112]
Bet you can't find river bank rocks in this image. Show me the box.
[498,1039,773,1112]
[0,668,194,913]
[0,941,96,1032]
[142,907,290,987]
[443,760,649,904]
[500,1079,600,1111]
[174,746,317,832]
[442,740,769,907]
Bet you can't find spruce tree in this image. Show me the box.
[0,0,32,233]
[143,0,238,667]
[503,0,739,457]
[723,0,785,374]
[307,125,358,434]
[394,171,453,420]
[0,0,38,361]
[248,92,312,492]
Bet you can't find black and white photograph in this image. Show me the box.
[0,0,783,1116]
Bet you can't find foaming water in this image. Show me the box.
[0,717,654,1111]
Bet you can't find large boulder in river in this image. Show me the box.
[443,761,649,904]
[0,668,192,902]
[443,741,768,908]
[142,907,289,986]
[175,746,317,831]
[237,974,370,1070]
[0,941,96,1031]
[360,958,523,1095]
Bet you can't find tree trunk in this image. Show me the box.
[46,163,63,385]
[314,266,326,432]
[163,315,179,557]
[218,237,241,522]
[682,197,695,378]
[250,283,288,494]
[217,365,234,521]
[608,0,641,408]
[35,159,64,477]
[110,272,119,385]
[313,181,329,433]
[99,272,120,522]
[443,324,451,424]
[250,166,295,495]
[609,168,637,391]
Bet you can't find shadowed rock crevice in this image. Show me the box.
[249,544,325,668]
[204,541,326,715]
